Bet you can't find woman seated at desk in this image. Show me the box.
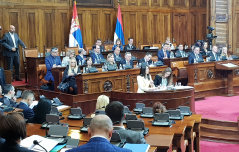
[91,95,110,117]
[220,46,228,60]
[153,102,167,114]
[62,58,81,95]
[112,38,123,51]
[62,49,76,67]
[137,65,157,93]
[84,57,98,73]
[104,53,118,71]
[154,67,173,88]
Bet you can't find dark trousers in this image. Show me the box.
[6,55,20,79]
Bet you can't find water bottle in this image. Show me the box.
[83,67,86,73]
[119,64,123,70]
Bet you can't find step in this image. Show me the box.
[201,123,238,132]
[201,131,239,144]
[201,125,238,136]
[201,118,238,128]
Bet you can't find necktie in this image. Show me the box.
[54,58,56,64]
[164,51,167,58]
[97,54,100,60]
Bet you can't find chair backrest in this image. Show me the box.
[183,61,189,66]
[24,48,38,58]
[171,61,185,68]
[104,44,113,51]
[140,45,150,50]
[151,56,158,62]
[65,46,79,55]
[85,46,92,55]
[152,43,162,49]
[37,64,47,80]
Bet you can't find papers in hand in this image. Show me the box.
[29,101,38,109]
[20,135,58,152]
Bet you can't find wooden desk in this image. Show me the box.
[163,57,188,67]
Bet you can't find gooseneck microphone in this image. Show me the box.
[33,140,48,152]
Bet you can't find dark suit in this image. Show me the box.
[124,44,136,50]
[113,53,122,62]
[138,58,153,65]
[120,59,134,68]
[66,137,132,152]
[76,55,86,65]
[0,96,16,107]
[2,32,26,79]
[0,67,6,88]
[112,45,123,51]
[90,53,104,64]
[158,49,170,62]
[44,55,62,82]
[0,141,34,152]
[175,50,187,58]
[113,127,146,144]
[154,75,171,87]
[188,53,204,64]
[16,102,34,120]
[92,45,105,53]
[208,52,220,61]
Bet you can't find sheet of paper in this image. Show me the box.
[29,101,38,109]
[222,63,239,68]
[57,105,70,111]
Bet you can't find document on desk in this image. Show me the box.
[57,105,70,111]
[20,135,58,152]
[222,63,239,68]
[123,143,150,152]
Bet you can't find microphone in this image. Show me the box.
[33,140,47,152]
[145,101,153,107]
[162,101,168,105]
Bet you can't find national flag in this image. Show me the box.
[114,4,125,45]
[69,1,83,48]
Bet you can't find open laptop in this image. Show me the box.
[80,117,93,132]
[152,113,173,126]
[126,120,149,135]
[168,110,184,120]
[140,107,154,118]
[68,108,85,120]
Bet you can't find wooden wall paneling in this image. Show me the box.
[151,12,160,44]
[90,10,100,46]
[128,0,138,6]
[137,12,149,45]
[172,0,186,7]
[190,0,197,7]
[139,0,149,7]
[161,13,171,44]
[190,13,197,45]
[126,12,137,46]
[101,10,115,42]
[151,0,160,6]
[161,0,170,7]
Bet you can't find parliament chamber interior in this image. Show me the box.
[1,0,239,152]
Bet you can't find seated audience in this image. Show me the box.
[200,42,209,56]
[154,67,173,87]
[90,45,105,64]
[16,90,35,120]
[120,52,134,69]
[96,95,110,111]
[92,39,105,53]
[112,38,123,51]
[195,40,202,48]
[62,58,81,95]
[0,113,34,152]
[28,98,52,124]
[153,102,167,114]
[104,53,118,71]
[0,84,17,107]
[0,66,6,87]
[220,46,228,60]
[84,57,98,73]
[158,43,170,62]
[105,101,146,144]
[208,46,220,61]
[66,115,132,152]
[188,47,204,64]
[137,65,157,93]
[175,44,187,58]
[165,37,175,50]
[62,49,76,67]
[138,52,153,65]
[113,47,122,62]
[188,44,195,55]
[124,37,136,50]
[76,48,86,65]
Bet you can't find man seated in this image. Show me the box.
[66,115,132,152]
[175,44,188,58]
[105,101,146,144]
[16,90,35,120]
[158,43,170,62]
[124,37,136,50]
[90,45,105,64]
[0,84,17,107]
[138,52,153,65]
[44,47,62,82]
[92,39,105,53]
[113,47,122,62]
[76,48,86,65]
[208,46,220,61]
[120,52,134,69]
[188,47,204,64]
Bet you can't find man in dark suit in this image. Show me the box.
[138,52,153,65]
[175,44,188,58]
[188,47,204,64]
[44,47,62,82]
[113,46,122,62]
[92,39,105,53]
[208,46,220,61]
[66,115,132,152]
[2,25,27,81]
[76,48,86,65]
[0,84,17,107]
[120,52,134,69]
[124,37,136,50]
[90,45,105,64]
[105,101,146,144]
[16,90,35,120]
[158,43,170,62]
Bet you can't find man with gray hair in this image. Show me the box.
[76,48,86,65]
[120,52,134,69]
[0,84,16,107]
[67,115,132,152]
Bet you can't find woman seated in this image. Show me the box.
[62,58,81,95]
[154,67,173,88]
[137,65,157,93]
[220,46,228,60]
[84,57,98,73]
[62,49,76,67]
[152,102,167,114]
[96,95,110,110]
[0,113,34,152]
[112,38,123,51]
[28,98,52,124]
[200,42,209,56]
[104,53,118,71]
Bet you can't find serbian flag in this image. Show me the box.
[69,1,83,48]
[114,4,125,45]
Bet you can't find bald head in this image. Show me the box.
[9,25,15,33]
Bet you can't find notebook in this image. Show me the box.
[123,143,150,152]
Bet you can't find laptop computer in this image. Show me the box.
[68,108,85,120]
[140,107,154,118]
[80,117,93,132]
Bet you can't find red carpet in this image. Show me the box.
[12,80,28,87]
[195,95,239,122]
[200,140,239,152]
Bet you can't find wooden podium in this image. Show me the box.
[216,62,239,96]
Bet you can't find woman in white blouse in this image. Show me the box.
[137,65,157,93]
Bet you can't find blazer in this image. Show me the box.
[154,75,171,87]
[113,53,122,62]
[0,141,35,152]
[62,66,81,82]
[76,55,86,65]
[0,96,16,107]
[0,67,6,87]
[175,50,187,58]
[188,53,203,64]
[2,32,26,57]
[92,45,105,53]
[44,55,62,81]
[66,137,132,152]
[112,45,123,51]
[113,127,146,144]
[90,53,105,64]
[137,75,153,93]
[124,44,136,50]
[138,58,153,65]
[158,49,170,62]
[208,52,220,61]
[120,59,134,68]
[16,102,34,120]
